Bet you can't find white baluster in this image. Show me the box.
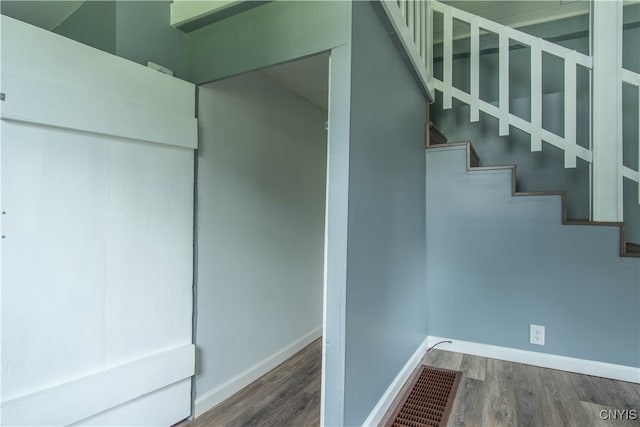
[531,41,542,152]
[470,17,479,122]
[407,0,414,36]
[443,6,453,109]
[564,51,577,168]
[419,0,425,60]
[426,0,433,78]
[415,1,421,48]
[499,30,509,136]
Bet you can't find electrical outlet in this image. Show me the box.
[530,324,545,345]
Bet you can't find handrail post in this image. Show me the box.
[426,0,433,81]
[443,6,453,109]
[498,30,510,136]
[591,0,624,221]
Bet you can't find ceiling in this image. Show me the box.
[434,0,639,41]
[434,0,589,41]
[441,1,589,27]
[260,52,330,112]
[0,1,85,30]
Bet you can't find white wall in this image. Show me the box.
[195,69,327,416]
[1,16,196,426]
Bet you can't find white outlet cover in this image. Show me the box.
[530,324,545,345]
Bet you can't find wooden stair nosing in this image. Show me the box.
[425,141,638,258]
[625,243,640,258]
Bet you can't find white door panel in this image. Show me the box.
[1,16,196,426]
[1,122,110,401]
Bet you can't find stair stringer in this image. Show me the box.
[428,142,638,258]
[425,142,640,369]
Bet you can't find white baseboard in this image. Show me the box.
[362,337,429,427]
[194,327,322,418]
[427,336,640,384]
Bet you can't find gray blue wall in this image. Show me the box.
[53,0,187,79]
[431,10,640,243]
[196,69,327,404]
[343,2,428,425]
[115,1,187,78]
[53,1,116,54]
[426,145,640,367]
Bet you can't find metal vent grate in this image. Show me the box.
[387,366,462,427]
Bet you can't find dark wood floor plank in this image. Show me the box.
[510,362,546,427]
[537,365,607,427]
[581,401,640,427]
[422,348,463,370]
[184,343,638,427]
[585,375,640,409]
[181,338,321,427]
[447,377,484,427]
[289,391,321,427]
[481,359,518,427]
[459,353,486,381]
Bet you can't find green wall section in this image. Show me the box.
[54,1,187,79]
[0,1,84,32]
[10,1,348,84]
[54,1,116,54]
[115,1,187,78]
[185,1,349,84]
[172,1,265,32]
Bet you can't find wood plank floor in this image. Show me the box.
[180,338,321,427]
[182,341,638,427]
[382,348,640,427]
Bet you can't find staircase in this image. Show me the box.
[427,128,640,258]
[380,0,640,257]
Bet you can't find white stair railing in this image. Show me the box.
[379,0,640,208]
[431,0,592,169]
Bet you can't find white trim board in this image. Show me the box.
[0,344,195,426]
[427,336,640,384]
[1,15,197,150]
[362,337,429,427]
[0,73,197,149]
[194,327,322,418]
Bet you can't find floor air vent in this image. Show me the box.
[387,366,462,427]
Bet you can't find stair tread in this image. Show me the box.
[566,220,625,226]
[470,165,514,171]
[514,190,564,196]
